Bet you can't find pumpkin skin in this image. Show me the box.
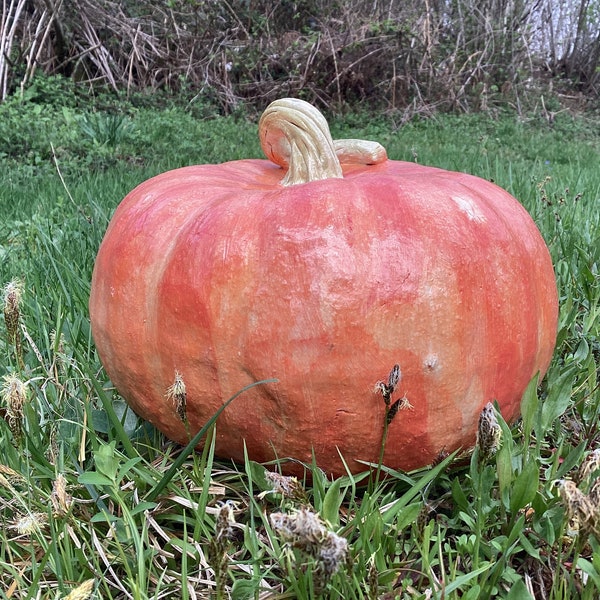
[89,99,558,477]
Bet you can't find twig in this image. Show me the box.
[50,143,92,223]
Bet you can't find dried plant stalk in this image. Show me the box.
[3,280,24,369]
[2,0,598,112]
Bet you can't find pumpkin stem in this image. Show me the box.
[333,139,388,165]
[259,98,387,187]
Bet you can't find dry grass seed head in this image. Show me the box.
[367,555,379,598]
[0,464,25,483]
[375,363,401,405]
[577,449,600,488]
[51,473,73,517]
[270,507,348,593]
[1,374,27,419]
[270,507,327,552]
[50,329,69,373]
[318,530,349,577]
[263,471,308,502]
[11,512,48,536]
[46,423,60,464]
[215,501,236,542]
[589,478,600,509]
[3,280,23,337]
[62,579,95,600]
[208,503,237,596]
[557,479,598,536]
[1,374,28,442]
[477,402,502,459]
[166,371,187,422]
[50,329,66,355]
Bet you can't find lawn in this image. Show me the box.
[0,81,599,599]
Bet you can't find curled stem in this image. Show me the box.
[259,98,387,186]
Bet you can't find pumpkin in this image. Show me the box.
[89,99,558,477]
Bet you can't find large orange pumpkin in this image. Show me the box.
[89,99,558,477]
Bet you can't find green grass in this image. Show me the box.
[0,86,599,599]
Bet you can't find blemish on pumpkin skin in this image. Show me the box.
[335,409,357,417]
[423,354,439,372]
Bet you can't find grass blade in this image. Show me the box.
[146,378,277,502]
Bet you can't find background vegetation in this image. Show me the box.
[1,0,600,115]
[0,0,599,598]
